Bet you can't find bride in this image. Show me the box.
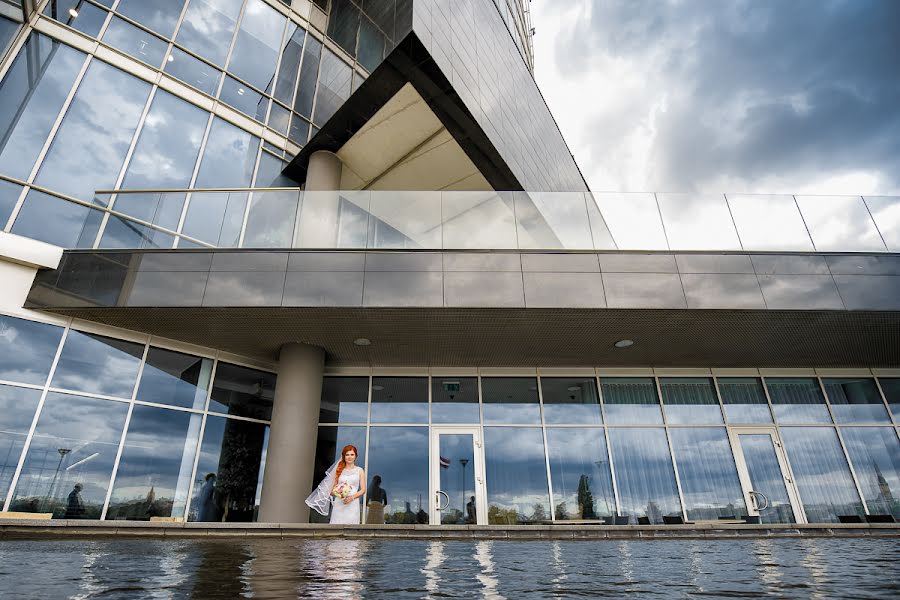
[307,445,366,524]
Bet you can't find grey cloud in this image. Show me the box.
[555,0,900,192]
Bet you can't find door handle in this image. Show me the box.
[436,490,450,510]
[749,490,769,511]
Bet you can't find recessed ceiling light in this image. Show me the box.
[567,386,580,392]
[353,338,371,346]
[614,339,634,348]
[69,8,79,17]
[167,54,175,62]
[372,385,384,391]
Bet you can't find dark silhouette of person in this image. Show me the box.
[196,473,219,522]
[466,496,477,524]
[365,475,388,524]
[65,484,86,519]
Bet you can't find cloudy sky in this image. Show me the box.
[531,0,900,195]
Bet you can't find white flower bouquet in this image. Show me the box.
[333,482,353,499]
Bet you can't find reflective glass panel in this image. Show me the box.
[357,16,385,72]
[546,427,615,520]
[659,378,723,425]
[541,377,601,425]
[111,192,186,232]
[99,216,176,249]
[583,194,617,250]
[327,0,360,57]
[823,378,890,424]
[600,377,663,425]
[592,193,667,250]
[105,405,202,520]
[727,194,814,251]
[656,193,741,250]
[481,377,541,424]
[608,428,682,523]
[431,376,479,424]
[736,434,796,524]
[10,392,128,519]
[0,315,63,385]
[274,24,304,106]
[293,35,320,118]
[12,191,103,248]
[51,330,144,398]
[164,46,222,95]
[181,191,247,247]
[102,17,168,67]
[120,90,208,190]
[436,432,477,524]
[255,151,294,187]
[515,192,593,250]
[313,47,351,125]
[864,196,900,252]
[243,190,300,247]
[309,425,366,523]
[718,377,772,424]
[0,178,21,225]
[0,33,85,181]
[116,0,186,38]
[208,362,276,420]
[296,191,369,248]
[780,426,865,523]
[669,427,746,520]
[794,195,886,252]
[841,427,900,519]
[176,0,244,66]
[188,415,269,522]
[227,0,285,91]
[442,191,517,249]
[367,192,441,249]
[370,377,427,424]
[136,347,213,410]
[194,118,259,188]
[319,377,369,423]
[0,385,42,507]
[34,60,151,202]
[766,378,832,424]
[366,427,428,523]
[483,427,550,524]
[880,378,900,421]
[44,1,108,37]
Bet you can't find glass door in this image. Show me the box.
[729,427,804,524]
[430,427,486,525]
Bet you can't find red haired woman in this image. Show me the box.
[307,445,366,524]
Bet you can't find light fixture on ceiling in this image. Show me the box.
[353,338,371,346]
[69,8,79,17]
[614,339,634,348]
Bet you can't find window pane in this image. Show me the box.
[112,192,186,231]
[656,193,741,250]
[176,0,244,66]
[243,190,300,247]
[181,191,248,247]
[0,315,63,385]
[274,24,305,106]
[659,378,723,425]
[0,33,85,181]
[319,376,369,423]
[164,46,222,96]
[219,76,268,121]
[99,216,176,249]
[823,378,890,424]
[367,191,441,249]
[136,347,213,410]
[442,191,518,249]
[737,434,796,524]
[327,0,360,57]
[780,427,865,523]
[120,90,208,190]
[194,118,259,188]
[608,427,682,524]
[188,415,269,522]
[313,47,351,125]
[357,16,385,72]
[208,362,276,420]
[481,377,541,424]
[227,0,285,91]
[484,427,550,524]
[44,1,108,37]
[766,378,832,424]
[105,405,202,520]
[370,377,427,424]
[10,392,128,519]
[116,0,186,38]
[365,427,428,523]
[669,427,746,521]
[546,427,615,520]
[515,192,593,250]
[726,194,814,251]
[600,377,663,425]
[795,195,886,252]
[592,193,667,250]
[431,376,479,424]
[0,385,43,507]
[102,17,168,67]
[864,196,900,252]
[310,425,366,523]
[718,377,772,424]
[841,427,900,519]
[34,60,151,202]
[51,330,144,398]
[880,378,900,421]
[12,190,103,248]
[541,377,601,425]
[0,178,21,225]
[293,35,320,118]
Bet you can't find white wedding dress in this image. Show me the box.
[329,466,361,524]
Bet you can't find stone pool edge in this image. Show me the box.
[1,520,898,540]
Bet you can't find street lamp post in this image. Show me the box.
[459,458,469,523]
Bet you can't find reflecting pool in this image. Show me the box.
[0,537,897,598]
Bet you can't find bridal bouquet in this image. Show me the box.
[333,482,353,499]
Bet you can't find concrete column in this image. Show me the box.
[297,151,344,247]
[305,150,343,191]
[258,343,325,523]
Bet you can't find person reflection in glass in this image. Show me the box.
[65,483,85,518]
[466,496,477,524]
[196,473,220,522]
[365,475,387,524]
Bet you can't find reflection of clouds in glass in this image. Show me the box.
[727,194,814,251]
[864,196,900,251]
[656,193,741,250]
[0,316,63,385]
[669,428,746,518]
[593,193,667,250]
[795,196,886,252]
[51,331,144,398]
[366,427,428,517]
[484,427,550,520]
[608,428,681,520]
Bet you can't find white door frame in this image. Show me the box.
[429,426,487,525]
[728,426,806,523]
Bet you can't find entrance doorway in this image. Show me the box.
[729,427,805,524]
[430,426,486,525]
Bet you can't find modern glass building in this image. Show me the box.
[0,0,898,528]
